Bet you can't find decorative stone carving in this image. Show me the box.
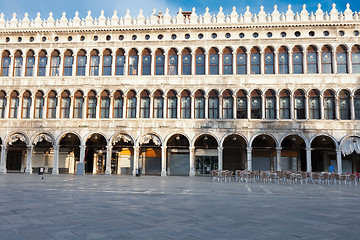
[140,134,161,146]
[33,134,53,145]
[341,137,360,156]
[112,134,133,145]
[8,134,27,145]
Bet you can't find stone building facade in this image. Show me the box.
[0,3,359,176]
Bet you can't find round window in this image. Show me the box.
[252,32,258,38]
[323,31,329,36]
[132,35,137,40]
[119,35,124,41]
[185,34,190,39]
[211,33,217,39]
[198,33,204,39]
[281,32,286,37]
[266,32,272,38]
[171,34,177,40]
[239,33,245,39]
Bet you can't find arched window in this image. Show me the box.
[90,49,100,76]
[250,47,260,74]
[63,50,73,76]
[307,46,318,74]
[100,90,110,118]
[352,45,360,73]
[355,90,360,120]
[140,90,150,118]
[14,50,23,77]
[293,46,303,74]
[50,50,60,76]
[126,90,137,118]
[9,91,19,118]
[38,50,47,76]
[1,50,10,76]
[236,90,247,119]
[76,50,87,76]
[323,90,335,119]
[180,90,191,119]
[264,47,274,74]
[115,49,125,75]
[181,48,191,75]
[222,47,233,75]
[87,90,97,118]
[294,89,305,119]
[278,46,289,74]
[0,91,6,118]
[142,48,151,75]
[265,90,276,119]
[236,47,247,74]
[113,90,123,118]
[222,90,233,119]
[339,90,351,120]
[153,90,163,118]
[60,90,71,118]
[25,50,35,76]
[208,90,219,119]
[34,91,44,118]
[250,90,262,119]
[336,45,348,74]
[194,90,205,119]
[167,90,177,118]
[279,89,290,119]
[155,49,165,75]
[309,89,320,119]
[47,90,57,119]
[129,49,138,75]
[195,48,205,75]
[168,48,178,75]
[22,91,31,118]
[102,49,112,76]
[74,90,84,118]
[321,45,333,73]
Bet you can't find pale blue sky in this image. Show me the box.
[0,0,358,20]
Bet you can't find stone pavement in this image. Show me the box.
[0,174,359,240]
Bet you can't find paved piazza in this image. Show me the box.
[0,174,359,240]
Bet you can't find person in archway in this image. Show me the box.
[328,163,335,173]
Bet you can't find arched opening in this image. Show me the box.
[236,89,247,119]
[194,135,218,175]
[74,90,84,118]
[59,133,81,174]
[155,48,165,75]
[102,49,112,76]
[278,46,289,74]
[87,90,97,119]
[180,90,191,119]
[166,134,190,175]
[250,47,260,74]
[113,90,124,118]
[292,45,303,74]
[21,91,32,119]
[167,90,177,118]
[85,133,107,174]
[336,45,348,74]
[294,89,306,119]
[309,89,320,119]
[279,89,290,119]
[250,89,262,119]
[140,90,150,118]
[311,135,336,172]
[168,48,178,75]
[351,45,360,73]
[128,48,138,75]
[195,48,205,75]
[252,134,276,171]
[112,134,134,175]
[90,49,100,76]
[9,91,19,118]
[76,49,87,76]
[339,89,351,120]
[50,50,60,76]
[38,50,47,76]
[1,50,11,76]
[60,90,71,118]
[153,90,164,118]
[222,89,233,119]
[33,134,54,174]
[63,50,74,76]
[47,90,57,119]
[115,48,125,75]
[0,90,7,118]
[321,45,333,73]
[208,90,219,119]
[281,135,306,171]
[181,48,191,75]
[323,89,335,120]
[341,136,360,173]
[7,134,27,172]
[222,47,233,75]
[265,89,276,119]
[126,90,137,118]
[14,50,23,77]
[34,90,44,118]
[139,134,162,175]
[100,90,110,118]
[307,45,318,74]
[236,47,247,74]
[223,134,247,172]
[264,46,274,74]
[194,90,205,119]
[142,48,152,75]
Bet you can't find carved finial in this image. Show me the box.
[330,2,338,20]
[315,3,324,21]
[192,7,196,13]
[300,4,309,21]
[101,9,104,15]
[87,10,91,16]
[332,3,336,10]
[230,6,238,23]
[344,3,353,20]
[152,8,156,15]
[203,7,211,23]
[75,11,79,17]
[258,5,266,22]
[260,5,264,12]
[246,6,250,12]
[219,6,223,13]
[274,5,278,11]
[272,4,280,22]
[12,12,16,18]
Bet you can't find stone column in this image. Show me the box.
[18,96,23,118]
[79,144,86,163]
[96,96,100,118]
[69,96,74,119]
[218,95,223,119]
[320,95,324,120]
[0,144,7,174]
[136,95,140,119]
[205,52,209,75]
[149,95,154,119]
[164,53,168,76]
[350,95,355,120]
[332,51,337,74]
[260,50,265,74]
[190,95,194,119]
[276,94,280,120]
[290,95,294,120]
[25,144,33,174]
[109,96,114,118]
[163,96,167,118]
[105,145,112,175]
[161,146,167,176]
[124,53,129,76]
[233,95,237,119]
[232,52,237,75]
[52,145,59,175]
[33,54,39,76]
[303,51,307,74]
[288,51,293,74]
[218,52,223,75]
[305,94,309,120]
[177,53,181,75]
[21,55,26,77]
[246,147,252,171]
[191,53,195,75]
[246,51,251,74]
[306,148,312,172]
[132,146,139,176]
[4,96,9,119]
[98,54,103,76]
[150,53,155,75]
[59,53,64,76]
[261,94,266,120]
[336,149,342,174]
[111,53,116,76]
[204,95,209,119]
[189,147,195,176]
[347,51,352,74]
[247,95,251,119]
[85,53,90,76]
[137,53,142,76]
[276,147,282,171]
[177,95,181,118]
[30,95,35,119]
[335,96,340,120]
[218,147,223,171]
[274,51,279,74]
[317,51,322,74]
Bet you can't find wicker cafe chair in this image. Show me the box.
[348,174,358,186]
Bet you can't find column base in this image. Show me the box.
[105,170,111,175]
[0,168,7,174]
[189,170,195,177]
[52,170,59,175]
[25,169,33,174]
[161,171,167,177]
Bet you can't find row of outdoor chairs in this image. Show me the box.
[211,170,233,182]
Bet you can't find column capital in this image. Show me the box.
[161,146,167,150]
[305,147,312,151]
[217,147,224,151]
[246,147,252,152]
[276,147,282,151]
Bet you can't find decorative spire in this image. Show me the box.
[230,6,239,23]
[329,3,339,20]
[286,4,294,21]
[203,7,211,23]
[22,12,30,27]
[258,5,266,22]
[137,9,145,25]
[163,8,171,24]
[272,4,280,22]
[111,10,119,25]
[300,4,309,21]
[244,6,252,23]
[217,6,225,23]
[315,3,324,21]
[176,7,184,24]
[344,3,353,20]
[190,7,198,23]
[124,9,132,25]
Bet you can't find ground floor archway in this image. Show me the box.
[223,134,247,172]
[195,134,218,175]
[166,134,190,176]
[311,135,336,172]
